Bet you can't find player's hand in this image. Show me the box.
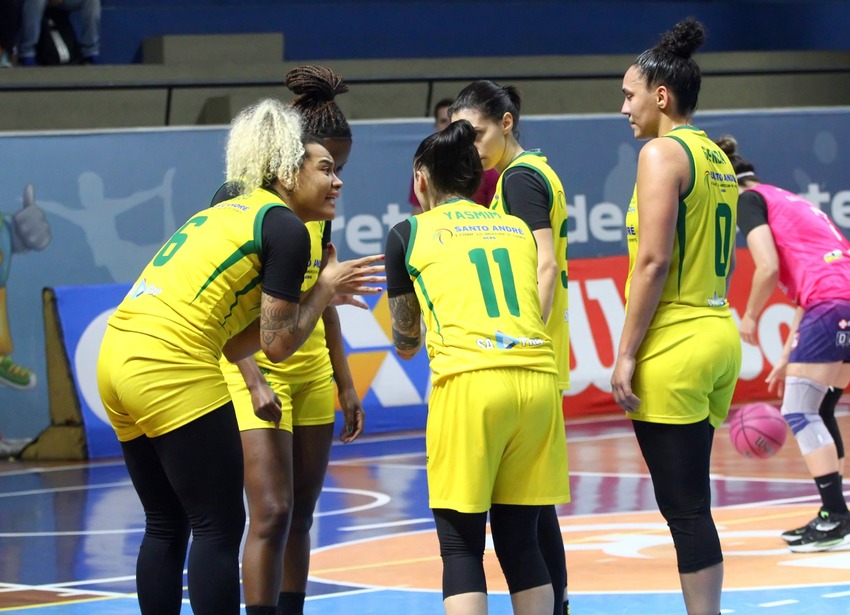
[11,184,51,253]
[611,354,641,413]
[321,243,385,297]
[338,386,364,443]
[765,358,788,398]
[251,381,282,427]
[739,313,758,346]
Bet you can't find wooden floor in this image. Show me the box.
[1,407,848,614]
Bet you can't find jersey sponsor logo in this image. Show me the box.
[706,170,736,184]
[494,330,545,349]
[823,249,845,263]
[212,202,249,212]
[128,278,162,299]
[839,319,849,329]
[433,228,453,245]
[707,292,727,307]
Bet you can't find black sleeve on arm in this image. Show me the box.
[260,207,310,303]
[501,167,552,231]
[385,220,415,298]
[321,220,332,249]
[736,190,769,238]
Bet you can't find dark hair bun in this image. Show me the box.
[658,17,706,59]
[447,118,477,148]
[284,65,349,102]
[714,134,739,157]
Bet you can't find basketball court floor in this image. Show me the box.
[1,410,849,614]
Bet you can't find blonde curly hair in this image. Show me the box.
[225,98,304,195]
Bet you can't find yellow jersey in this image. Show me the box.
[625,126,738,328]
[491,151,570,390]
[221,220,332,386]
[402,198,556,384]
[108,188,290,360]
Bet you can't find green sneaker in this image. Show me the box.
[0,355,36,390]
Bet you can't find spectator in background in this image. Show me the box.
[18,0,100,66]
[409,97,499,214]
[0,0,23,67]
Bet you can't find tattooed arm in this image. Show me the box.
[219,290,326,364]
[222,249,385,364]
[389,292,423,360]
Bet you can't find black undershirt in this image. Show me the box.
[209,182,312,304]
[736,189,769,238]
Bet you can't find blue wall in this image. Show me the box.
[99,1,850,65]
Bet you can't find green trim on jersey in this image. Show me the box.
[676,201,687,296]
[405,216,421,279]
[667,134,696,200]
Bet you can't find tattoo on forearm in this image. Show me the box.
[390,294,421,351]
[393,329,420,350]
[259,293,325,353]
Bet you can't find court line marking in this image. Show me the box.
[0,460,127,477]
[759,599,799,607]
[0,480,133,498]
[340,518,433,531]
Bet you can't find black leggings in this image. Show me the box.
[122,404,246,615]
[632,418,722,574]
[433,505,551,599]
[821,386,845,460]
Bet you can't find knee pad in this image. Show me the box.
[782,377,834,455]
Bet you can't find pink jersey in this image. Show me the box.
[750,184,850,308]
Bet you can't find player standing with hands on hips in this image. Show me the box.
[611,18,741,615]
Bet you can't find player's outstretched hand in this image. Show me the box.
[321,243,385,297]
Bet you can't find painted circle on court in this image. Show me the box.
[309,506,850,592]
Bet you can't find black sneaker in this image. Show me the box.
[788,509,850,553]
[781,510,824,543]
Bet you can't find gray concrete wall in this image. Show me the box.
[1,34,848,131]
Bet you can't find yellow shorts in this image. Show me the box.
[426,367,570,513]
[97,325,231,441]
[630,316,742,428]
[225,360,336,432]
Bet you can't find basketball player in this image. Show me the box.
[97,98,384,615]
[214,66,364,615]
[610,18,741,615]
[385,119,570,615]
[716,134,850,553]
[449,80,571,615]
